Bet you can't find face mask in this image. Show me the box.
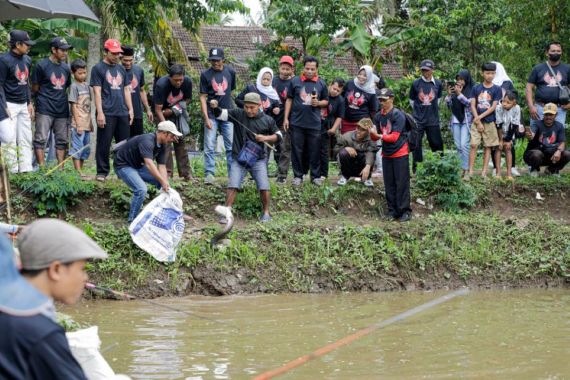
[549,53,561,62]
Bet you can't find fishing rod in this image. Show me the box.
[85,282,240,331]
[226,112,277,152]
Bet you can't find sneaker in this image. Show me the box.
[364,179,374,187]
[398,212,412,222]
[95,175,106,182]
[383,212,397,221]
[337,176,347,186]
[204,174,215,184]
[259,214,272,223]
[312,178,324,186]
[492,169,497,177]
[371,171,383,178]
[292,177,303,186]
[530,169,539,177]
[276,177,287,185]
[511,167,521,177]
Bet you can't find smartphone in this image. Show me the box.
[311,90,317,98]
[447,80,456,87]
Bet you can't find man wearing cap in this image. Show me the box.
[90,39,134,182]
[113,120,180,223]
[409,59,443,173]
[374,88,412,222]
[523,102,570,176]
[199,47,236,184]
[121,45,153,137]
[31,37,72,166]
[0,219,108,379]
[210,93,282,222]
[273,55,294,183]
[0,30,35,173]
[154,63,193,180]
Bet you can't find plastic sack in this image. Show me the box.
[66,326,131,380]
[129,188,185,262]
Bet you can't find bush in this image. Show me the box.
[11,167,94,216]
[415,152,476,212]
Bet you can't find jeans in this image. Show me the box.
[96,115,130,177]
[204,118,233,176]
[69,128,91,160]
[450,122,470,170]
[115,165,162,222]
[412,123,444,171]
[290,125,321,180]
[0,102,33,173]
[530,104,567,128]
[228,157,270,190]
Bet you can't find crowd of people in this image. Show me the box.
[0,30,568,223]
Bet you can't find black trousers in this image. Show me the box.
[276,126,291,179]
[523,149,570,172]
[290,125,321,180]
[338,149,369,178]
[383,155,411,218]
[320,130,332,178]
[412,124,443,171]
[96,115,129,176]
[130,117,144,137]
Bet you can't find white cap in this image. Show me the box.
[157,120,183,137]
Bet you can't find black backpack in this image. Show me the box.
[403,111,419,152]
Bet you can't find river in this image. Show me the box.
[63,288,569,379]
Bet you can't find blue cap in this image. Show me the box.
[0,235,51,316]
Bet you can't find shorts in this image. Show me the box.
[470,122,499,147]
[33,113,69,150]
[69,128,91,160]
[228,158,270,191]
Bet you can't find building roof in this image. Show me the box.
[171,23,402,80]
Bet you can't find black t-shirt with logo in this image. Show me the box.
[342,81,379,122]
[471,83,502,123]
[409,77,443,126]
[153,75,192,124]
[125,64,145,119]
[374,108,407,156]
[528,62,570,104]
[89,60,128,117]
[528,120,566,154]
[199,66,236,118]
[322,94,345,130]
[114,132,167,170]
[287,75,329,130]
[0,51,32,106]
[32,58,71,118]
[272,76,292,127]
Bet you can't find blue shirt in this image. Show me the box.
[409,77,443,126]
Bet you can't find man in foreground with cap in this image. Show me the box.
[32,37,72,166]
[0,218,108,379]
[523,102,570,176]
[90,38,134,182]
[199,47,236,184]
[210,93,282,222]
[0,30,35,173]
[409,59,443,173]
[114,120,180,223]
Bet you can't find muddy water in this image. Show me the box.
[63,289,569,379]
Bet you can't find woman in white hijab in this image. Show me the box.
[236,67,280,116]
[338,65,379,134]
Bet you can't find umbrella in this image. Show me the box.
[0,0,99,22]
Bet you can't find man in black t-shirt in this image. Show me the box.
[32,37,72,166]
[526,41,570,128]
[273,55,294,183]
[0,30,35,173]
[321,77,345,178]
[523,103,570,175]
[114,121,180,222]
[283,56,329,186]
[121,45,153,137]
[90,38,134,181]
[154,64,192,180]
[199,47,236,184]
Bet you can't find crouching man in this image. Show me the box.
[0,219,108,379]
[210,92,282,222]
[113,120,181,223]
[333,118,379,187]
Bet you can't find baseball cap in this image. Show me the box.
[420,59,435,70]
[9,30,35,46]
[244,92,261,104]
[357,118,373,130]
[18,219,108,270]
[377,88,394,99]
[104,39,123,53]
[543,103,558,115]
[279,55,294,66]
[157,120,183,137]
[50,36,73,50]
[208,47,225,61]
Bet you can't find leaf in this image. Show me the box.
[40,19,100,34]
[348,24,372,56]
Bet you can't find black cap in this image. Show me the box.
[420,59,435,70]
[377,88,394,99]
[121,45,135,56]
[50,37,73,50]
[9,30,35,46]
[208,47,224,61]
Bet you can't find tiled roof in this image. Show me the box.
[171,23,403,80]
